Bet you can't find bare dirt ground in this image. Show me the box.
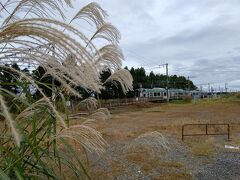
[89,99,240,180]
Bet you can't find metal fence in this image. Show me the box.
[99,98,149,108]
[182,123,230,141]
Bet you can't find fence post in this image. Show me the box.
[228,124,230,141]
[182,125,184,141]
[206,124,208,135]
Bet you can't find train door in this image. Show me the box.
[163,92,167,100]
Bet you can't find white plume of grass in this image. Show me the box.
[0,18,102,94]
[52,125,106,155]
[88,23,121,44]
[0,94,21,147]
[95,108,111,119]
[85,108,111,123]
[70,108,110,127]
[2,0,73,25]
[81,118,97,129]
[0,1,133,173]
[88,108,111,120]
[16,98,50,121]
[88,111,108,121]
[104,69,133,94]
[95,44,123,71]
[0,2,132,97]
[80,97,98,111]
[70,2,107,27]
[135,131,170,150]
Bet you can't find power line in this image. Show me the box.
[174,68,240,73]
[123,48,162,67]
[123,48,152,62]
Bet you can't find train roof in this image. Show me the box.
[141,88,203,93]
[143,88,165,92]
[169,89,185,92]
[143,88,186,93]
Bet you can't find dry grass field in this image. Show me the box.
[98,98,240,143]
[88,97,240,179]
[2,97,239,179]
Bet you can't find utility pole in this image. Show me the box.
[166,63,169,102]
[159,63,169,102]
[208,83,210,98]
[225,83,228,93]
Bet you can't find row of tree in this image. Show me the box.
[99,67,197,99]
[0,64,197,100]
[130,67,197,89]
[0,64,58,101]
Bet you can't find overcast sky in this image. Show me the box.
[72,0,240,91]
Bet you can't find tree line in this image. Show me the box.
[0,64,197,100]
[94,67,197,99]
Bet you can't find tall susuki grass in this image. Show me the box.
[0,0,133,179]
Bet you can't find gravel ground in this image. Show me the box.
[89,134,240,180]
[195,152,240,180]
[166,136,240,180]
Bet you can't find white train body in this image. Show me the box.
[138,88,203,101]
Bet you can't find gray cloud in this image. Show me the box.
[72,0,240,90]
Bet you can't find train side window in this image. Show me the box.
[154,92,156,96]
[164,92,167,96]
[158,92,160,96]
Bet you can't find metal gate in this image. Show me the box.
[182,123,230,141]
